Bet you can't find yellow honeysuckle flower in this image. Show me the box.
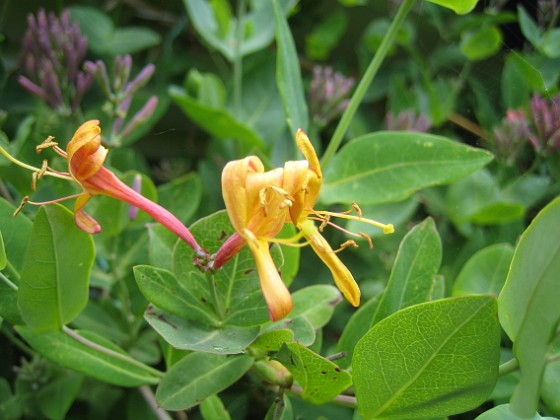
[214,129,394,321]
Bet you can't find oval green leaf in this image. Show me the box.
[274,0,309,136]
[498,196,560,417]
[322,131,493,205]
[371,217,442,326]
[427,0,479,14]
[16,326,161,387]
[275,342,352,404]
[460,26,502,61]
[17,204,95,332]
[144,305,260,354]
[453,243,514,297]
[353,296,500,419]
[156,352,253,410]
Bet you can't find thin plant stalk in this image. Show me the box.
[321,0,416,170]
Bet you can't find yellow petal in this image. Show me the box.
[67,120,108,181]
[73,193,101,234]
[222,156,263,234]
[299,220,360,306]
[246,234,293,321]
[296,129,321,179]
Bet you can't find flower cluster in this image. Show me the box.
[85,55,158,146]
[385,110,431,132]
[493,93,560,163]
[308,66,354,129]
[18,9,93,115]
[212,130,394,320]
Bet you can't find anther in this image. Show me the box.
[13,196,30,217]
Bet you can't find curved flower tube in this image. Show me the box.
[11,120,202,254]
[214,129,394,320]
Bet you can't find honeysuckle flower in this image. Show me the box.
[213,130,394,321]
[5,120,202,254]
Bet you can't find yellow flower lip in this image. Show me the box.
[216,128,394,320]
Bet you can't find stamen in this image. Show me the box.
[0,144,73,181]
[13,196,30,216]
[334,240,358,253]
[26,193,86,207]
[358,232,374,249]
[351,201,362,217]
[36,136,58,152]
[311,207,394,234]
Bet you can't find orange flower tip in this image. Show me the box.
[268,298,294,321]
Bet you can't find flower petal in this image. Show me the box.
[73,194,101,234]
[222,156,264,234]
[67,120,108,181]
[246,234,293,321]
[300,220,360,307]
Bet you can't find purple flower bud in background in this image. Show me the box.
[385,110,431,132]
[120,96,159,139]
[18,8,92,115]
[492,109,532,164]
[309,65,354,128]
[528,93,560,153]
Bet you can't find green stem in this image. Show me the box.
[62,326,164,378]
[321,0,416,170]
[206,271,225,321]
[0,271,18,291]
[498,357,519,377]
[233,0,247,118]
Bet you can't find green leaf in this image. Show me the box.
[288,285,341,329]
[144,305,260,354]
[147,224,177,271]
[542,339,560,415]
[460,26,502,61]
[353,296,500,419]
[0,378,22,419]
[541,29,560,59]
[446,169,524,226]
[169,85,263,147]
[517,5,541,48]
[157,172,202,224]
[274,0,309,136]
[200,394,231,420]
[17,205,95,332]
[134,265,214,322]
[265,315,316,347]
[0,197,32,280]
[498,196,560,417]
[183,0,295,61]
[475,403,557,420]
[501,52,546,108]
[109,27,161,55]
[16,326,161,387]
[156,352,253,410]
[372,218,442,325]
[453,243,514,297]
[427,0,479,14]
[264,393,292,420]
[322,131,493,205]
[69,6,113,54]
[275,342,352,404]
[172,210,279,327]
[336,296,380,369]
[249,329,294,352]
[36,370,83,420]
[70,6,160,55]
[305,11,348,60]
